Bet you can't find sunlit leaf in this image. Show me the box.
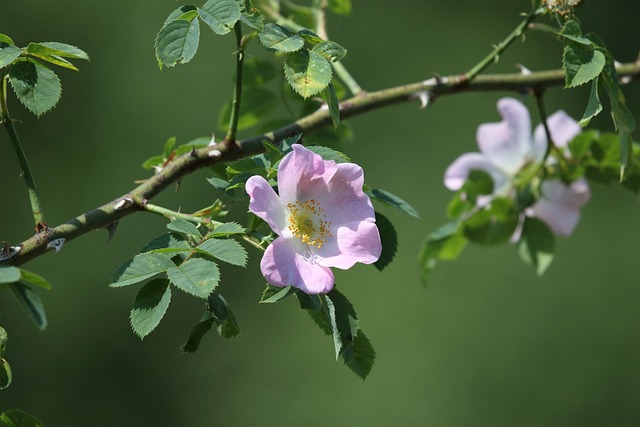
[167,258,219,299]
[9,60,61,117]
[284,49,332,98]
[110,252,175,288]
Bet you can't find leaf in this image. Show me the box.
[563,43,605,88]
[208,292,240,338]
[0,410,44,427]
[197,0,242,35]
[181,311,215,353]
[167,258,220,299]
[418,222,467,285]
[9,60,61,117]
[284,49,332,98]
[110,252,175,288]
[130,279,172,339]
[0,327,6,354]
[0,44,23,69]
[341,330,375,380]
[240,7,264,31]
[0,266,21,284]
[0,34,15,45]
[198,238,247,266]
[207,222,246,238]
[155,18,200,68]
[259,285,296,303]
[322,82,341,129]
[140,232,191,253]
[328,0,351,15]
[463,198,519,245]
[25,42,89,71]
[258,23,304,52]
[217,87,278,131]
[312,41,347,62]
[163,5,198,26]
[242,57,277,87]
[517,217,555,275]
[0,357,11,390]
[373,212,397,271]
[166,218,202,240]
[9,283,47,330]
[366,188,421,219]
[579,77,602,126]
[306,145,350,163]
[36,42,89,60]
[18,268,52,290]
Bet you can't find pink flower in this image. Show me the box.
[245,144,382,294]
[443,97,590,236]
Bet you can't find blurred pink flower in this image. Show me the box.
[246,144,381,294]
[444,97,589,236]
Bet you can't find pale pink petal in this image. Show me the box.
[534,110,581,151]
[277,144,337,204]
[260,237,334,294]
[477,97,532,175]
[314,221,382,269]
[444,152,510,193]
[246,175,288,235]
[530,179,590,236]
[317,162,375,226]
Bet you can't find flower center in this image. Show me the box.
[287,199,332,249]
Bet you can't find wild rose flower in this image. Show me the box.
[245,144,382,294]
[443,97,590,236]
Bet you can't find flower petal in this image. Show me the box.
[530,179,590,236]
[277,144,337,204]
[317,162,375,226]
[246,175,288,235]
[444,152,510,193]
[477,97,533,175]
[260,237,334,294]
[534,110,581,151]
[315,220,382,269]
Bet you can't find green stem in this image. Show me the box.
[224,22,246,143]
[143,203,214,225]
[465,7,546,81]
[1,73,46,229]
[533,89,569,166]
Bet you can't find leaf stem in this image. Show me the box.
[143,203,214,225]
[533,89,569,167]
[224,22,246,144]
[0,72,47,230]
[464,7,546,81]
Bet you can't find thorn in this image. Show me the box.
[114,197,134,211]
[416,91,432,109]
[515,64,532,75]
[0,242,21,261]
[102,221,119,243]
[209,149,222,159]
[46,238,65,253]
[208,133,216,146]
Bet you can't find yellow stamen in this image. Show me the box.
[287,199,333,249]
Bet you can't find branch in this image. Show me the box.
[4,60,640,267]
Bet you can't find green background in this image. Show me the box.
[2,1,640,425]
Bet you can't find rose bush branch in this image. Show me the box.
[4,61,640,268]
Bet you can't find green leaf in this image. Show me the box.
[166,218,202,240]
[130,279,172,339]
[197,0,242,35]
[418,222,467,285]
[155,18,200,68]
[312,41,347,62]
[322,82,340,129]
[0,357,11,390]
[0,267,21,284]
[0,44,23,69]
[580,77,602,126]
[0,34,15,45]
[207,222,246,238]
[259,285,296,303]
[208,292,240,338]
[240,6,264,30]
[9,283,47,330]
[373,212,397,271]
[217,87,277,131]
[284,49,332,99]
[242,57,277,87]
[110,252,175,288]
[328,0,351,15]
[342,330,375,380]
[36,42,89,60]
[463,198,518,245]
[306,145,350,163]
[0,410,44,427]
[18,269,52,290]
[140,232,191,253]
[182,311,215,353]
[0,327,6,355]
[517,217,555,275]
[9,60,61,117]
[198,238,247,266]
[258,23,304,52]
[163,5,198,25]
[557,20,591,45]
[167,258,220,299]
[366,188,421,219]
[563,43,605,88]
